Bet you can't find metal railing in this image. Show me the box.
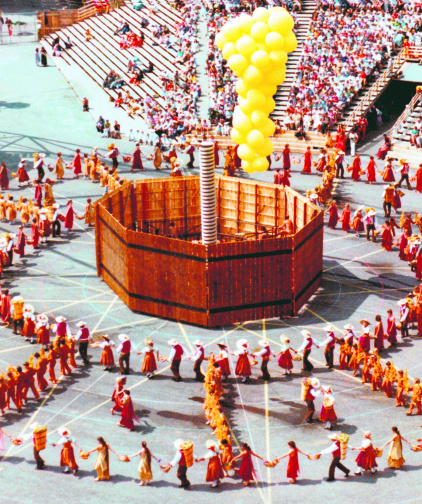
[389,91,421,139]
[342,47,408,133]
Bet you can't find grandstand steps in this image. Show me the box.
[271,0,316,121]
[41,0,188,122]
[388,143,422,166]
[0,0,82,13]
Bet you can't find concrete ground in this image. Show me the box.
[0,38,422,504]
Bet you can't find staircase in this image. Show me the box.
[339,48,408,133]
[0,0,83,13]
[271,0,316,121]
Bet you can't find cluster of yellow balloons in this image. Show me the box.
[216,7,297,173]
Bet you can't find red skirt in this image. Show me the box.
[101,346,114,367]
[141,352,157,373]
[37,327,50,345]
[206,455,224,482]
[218,357,230,376]
[355,448,377,470]
[278,350,293,370]
[286,451,300,479]
[235,354,251,377]
[320,405,337,422]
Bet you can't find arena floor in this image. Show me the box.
[1,43,422,504]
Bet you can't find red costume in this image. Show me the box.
[286,448,300,480]
[131,147,143,171]
[235,352,251,377]
[118,395,139,430]
[386,315,397,345]
[17,166,30,183]
[1,292,11,323]
[237,451,255,481]
[111,380,125,413]
[374,321,384,351]
[366,159,376,183]
[278,349,293,370]
[34,184,42,207]
[282,146,291,169]
[399,233,408,260]
[31,222,40,249]
[383,165,395,182]
[0,165,9,190]
[416,166,422,193]
[72,152,82,175]
[48,347,58,383]
[340,207,351,232]
[280,169,291,187]
[302,150,312,173]
[351,157,361,181]
[327,203,339,229]
[64,203,75,230]
[381,225,392,251]
[15,229,26,257]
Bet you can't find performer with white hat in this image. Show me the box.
[343,324,355,362]
[305,377,321,423]
[116,334,131,375]
[188,339,205,382]
[52,427,79,475]
[164,439,191,489]
[317,433,350,481]
[234,339,253,383]
[55,316,71,338]
[254,339,272,381]
[398,299,410,339]
[36,314,50,349]
[216,342,230,381]
[276,335,297,375]
[167,339,186,382]
[365,209,377,242]
[137,338,157,378]
[319,326,336,368]
[297,330,319,372]
[320,386,337,430]
[22,304,36,344]
[195,440,224,488]
[74,321,92,365]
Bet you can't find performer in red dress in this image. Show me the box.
[386,309,397,347]
[17,159,30,185]
[72,149,82,178]
[382,160,395,182]
[398,232,408,260]
[137,338,157,378]
[373,314,384,351]
[280,168,291,187]
[301,146,312,174]
[216,342,230,381]
[351,432,377,475]
[282,144,291,169]
[64,200,75,231]
[326,201,339,229]
[15,226,26,258]
[232,443,263,486]
[381,221,393,251]
[320,386,337,430]
[31,219,40,249]
[276,335,297,375]
[365,156,377,184]
[0,162,9,190]
[33,180,43,207]
[131,143,145,171]
[414,163,422,192]
[350,154,362,181]
[276,441,308,484]
[118,390,139,431]
[1,288,11,324]
[111,376,126,414]
[339,204,351,232]
[234,339,252,383]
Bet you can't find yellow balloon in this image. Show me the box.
[251,156,269,172]
[251,110,268,128]
[239,98,255,116]
[267,11,294,35]
[255,138,273,157]
[252,7,270,23]
[235,79,248,99]
[266,66,286,86]
[261,97,276,114]
[241,160,254,173]
[247,129,266,150]
[259,118,276,137]
[260,83,278,96]
[227,54,249,76]
[238,13,254,34]
[265,31,284,51]
[232,109,254,134]
[246,89,267,109]
[222,42,237,61]
[215,32,228,50]
[230,128,247,144]
[269,6,288,12]
[236,35,257,58]
[222,21,242,42]
[243,65,263,87]
[283,32,298,53]
[269,50,288,66]
[251,50,270,68]
[250,21,270,42]
[237,144,257,161]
